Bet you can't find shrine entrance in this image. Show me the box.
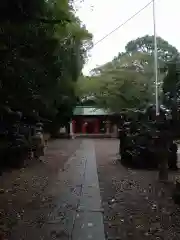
[72,106,119,137]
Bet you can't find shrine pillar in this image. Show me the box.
[94,119,99,133]
[82,121,87,134]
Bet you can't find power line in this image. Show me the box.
[92,0,153,48]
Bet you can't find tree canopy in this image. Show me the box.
[125,35,178,62]
[0,0,92,128]
[162,57,180,108]
[77,35,179,112]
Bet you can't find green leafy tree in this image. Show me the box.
[125,35,178,62]
[77,36,178,113]
[78,52,157,112]
[162,57,180,124]
[0,0,92,131]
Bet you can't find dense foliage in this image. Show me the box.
[0,0,92,129]
[77,35,179,112]
[163,57,180,108]
[162,57,180,128]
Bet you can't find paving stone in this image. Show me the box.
[78,193,102,212]
[46,209,76,239]
[72,211,105,240]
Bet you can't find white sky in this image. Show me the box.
[76,0,180,75]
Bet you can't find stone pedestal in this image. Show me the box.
[111,124,118,138]
[106,121,110,134]
[70,121,75,139]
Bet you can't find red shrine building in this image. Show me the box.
[71,105,119,136]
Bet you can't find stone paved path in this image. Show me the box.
[45,139,105,240]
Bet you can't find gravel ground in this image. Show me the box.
[0,139,81,239]
[1,138,180,240]
[95,139,180,240]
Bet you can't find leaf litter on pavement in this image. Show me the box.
[95,139,180,240]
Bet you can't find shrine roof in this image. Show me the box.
[73,106,111,116]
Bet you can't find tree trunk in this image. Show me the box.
[119,140,121,155]
[158,147,168,182]
[159,159,168,182]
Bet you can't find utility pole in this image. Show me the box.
[153,0,159,116]
[153,0,168,182]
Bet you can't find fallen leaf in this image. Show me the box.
[152,204,157,210]
[88,223,93,227]
[0,189,5,194]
